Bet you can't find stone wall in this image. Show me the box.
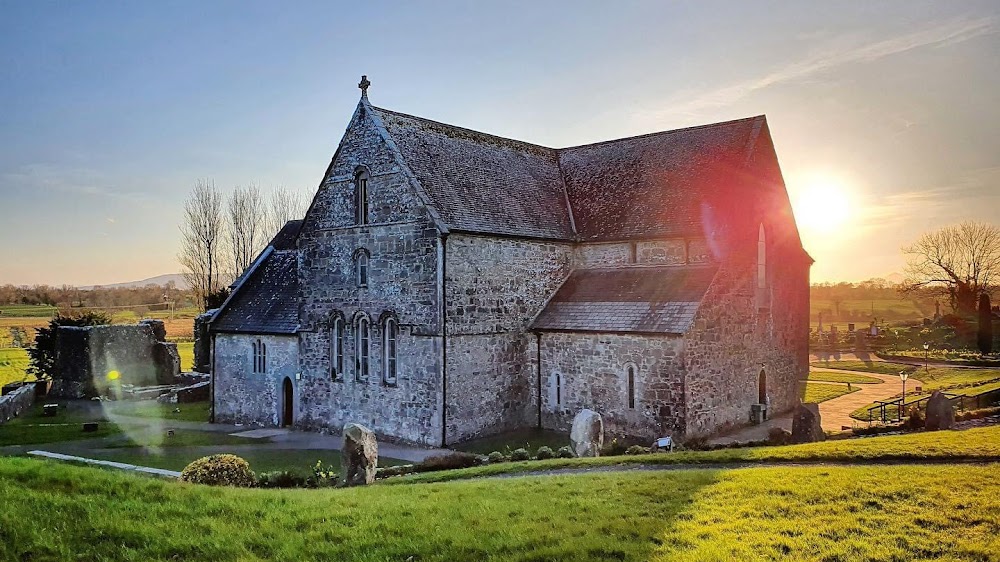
[193,310,216,373]
[0,385,35,424]
[213,333,298,427]
[572,238,713,268]
[538,332,686,441]
[51,320,179,398]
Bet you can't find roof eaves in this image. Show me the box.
[210,245,274,329]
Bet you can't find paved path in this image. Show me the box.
[813,367,923,431]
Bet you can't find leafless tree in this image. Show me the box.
[903,221,1000,317]
[264,185,310,238]
[179,180,224,310]
[225,182,267,281]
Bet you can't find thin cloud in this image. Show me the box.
[651,16,996,121]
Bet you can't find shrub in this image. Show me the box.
[308,460,339,488]
[416,452,483,473]
[510,448,530,462]
[601,438,629,456]
[180,454,255,487]
[556,446,575,459]
[906,406,925,430]
[625,445,650,455]
[376,464,416,479]
[535,446,554,460]
[487,451,507,464]
[681,436,709,451]
[256,470,307,489]
[955,406,1000,422]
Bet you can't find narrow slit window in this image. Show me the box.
[356,251,369,287]
[355,170,369,225]
[627,366,635,409]
[356,316,370,381]
[252,341,258,373]
[383,318,398,386]
[331,317,344,379]
[556,373,562,406]
[757,223,767,289]
[252,339,267,374]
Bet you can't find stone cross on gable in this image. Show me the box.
[358,75,371,98]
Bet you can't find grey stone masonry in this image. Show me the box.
[213,333,298,427]
[0,385,35,424]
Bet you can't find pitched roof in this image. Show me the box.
[372,106,576,239]
[531,266,717,334]
[211,250,299,334]
[270,219,302,250]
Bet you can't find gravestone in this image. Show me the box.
[790,403,825,444]
[924,391,955,431]
[570,409,604,457]
[342,423,378,486]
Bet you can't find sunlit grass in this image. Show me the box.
[808,369,883,384]
[0,348,32,387]
[802,381,858,403]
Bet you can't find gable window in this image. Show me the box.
[252,339,267,374]
[330,316,344,380]
[356,315,370,381]
[757,223,767,289]
[383,317,398,386]
[355,169,369,225]
[626,365,635,409]
[355,249,369,287]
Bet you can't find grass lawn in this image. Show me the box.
[84,447,406,474]
[0,457,996,561]
[809,360,915,376]
[0,419,121,447]
[107,399,209,422]
[109,428,268,449]
[802,381,859,403]
[176,341,194,371]
[808,369,883,384]
[0,347,32,387]
[452,427,570,455]
[0,304,57,317]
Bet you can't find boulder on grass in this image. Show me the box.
[342,423,378,486]
[790,403,825,444]
[570,409,604,457]
[924,391,955,431]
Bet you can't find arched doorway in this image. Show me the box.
[282,378,293,427]
[758,367,767,404]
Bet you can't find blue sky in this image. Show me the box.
[1,1,998,285]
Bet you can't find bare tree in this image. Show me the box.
[264,185,310,238]
[225,182,267,281]
[179,180,224,310]
[903,221,1000,317]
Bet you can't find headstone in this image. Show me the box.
[570,409,604,457]
[651,436,674,453]
[42,404,58,417]
[790,403,825,444]
[82,422,99,433]
[342,423,378,486]
[924,391,955,431]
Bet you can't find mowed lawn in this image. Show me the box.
[802,381,858,403]
[0,457,996,561]
[808,369,883,384]
[810,360,915,376]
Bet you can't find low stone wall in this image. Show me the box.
[0,385,36,424]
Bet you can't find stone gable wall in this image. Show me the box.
[213,333,298,427]
[538,332,686,441]
[572,238,714,269]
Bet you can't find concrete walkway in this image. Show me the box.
[813,368,923,431]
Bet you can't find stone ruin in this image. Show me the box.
[192,309,216,374]
[51,319,180,398]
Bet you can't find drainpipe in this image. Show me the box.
[536,332,542,429]
[440,233,448,447]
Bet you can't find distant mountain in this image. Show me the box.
[884,272,905,284]
[80,274,189,290]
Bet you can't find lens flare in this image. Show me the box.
[106,370,121,381]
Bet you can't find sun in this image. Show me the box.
[792,176,852,234]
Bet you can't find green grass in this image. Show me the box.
[452,427,570,455]
[84,448,406,475]
[845,365,1000,420]
[0,304,57,317]
[108,428,267,449]
[0,347,32,387]
[176,341,193,371]
[107,399,209,422]
[808,369,883,384]
[0,457,996,561]
[393,425,1000,484]
[0,401,122,446]
[802,381,859,403]
[810,360,916,376]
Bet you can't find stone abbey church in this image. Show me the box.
[209,78,811,447]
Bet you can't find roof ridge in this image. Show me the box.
[557,115,765,152]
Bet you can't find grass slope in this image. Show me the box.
[803,381,859,403]
[808,369,883,384]
[0,458,996,561]
[107,399,209,422]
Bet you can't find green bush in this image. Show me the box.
[625,445,650,455]
[416,452,483,473]
[180,454,255,487]
[309,460,339,488]
[487,451,507,464]
[510,448,530,462]
[256,470,307,489]
[556,446,575,459]
[535,446,554,460]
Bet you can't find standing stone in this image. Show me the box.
[924,391,955,431]
[342,423,378,485]
[790,403,825,444]
[570,409,604,457]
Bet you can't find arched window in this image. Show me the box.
[355,249,369,288]
[253,339,267,374]
[355,169,369,225]
[626,365,635,409]
[757,223,767,289]
[356,315,370,381]
[330,316,344,380]
[383,318,398,386]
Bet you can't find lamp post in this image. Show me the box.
[922,342,930,374]
[899,370,909,421]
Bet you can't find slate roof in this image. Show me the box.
[211,249,299,335]
[270,219,302,250]
[531,266,717,334]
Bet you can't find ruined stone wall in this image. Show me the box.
[0,385,35,424]
[212,333,298,427]
[682,248,808,438]
[51,320,178,398]
[538,332,686,442]
[292,101,444,445]
[193,310,216,373]
[444,234,571,443]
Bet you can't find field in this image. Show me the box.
[0,348,32,387]
[0,456,996,560]
[810,360,915,376]
[843,364,1000,421]
[0,304,58,317]
[802,381,858,403]
[810,298,928,325]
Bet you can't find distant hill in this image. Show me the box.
[80,274,189,290]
